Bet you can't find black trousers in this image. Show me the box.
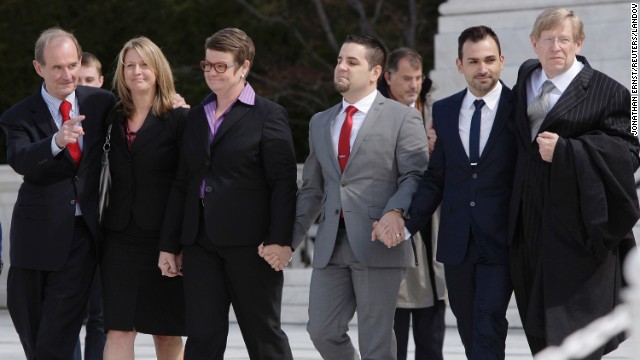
[394,300,445,360]
[8,218,97,360]
[181,207,293,360]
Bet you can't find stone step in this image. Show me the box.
[230,268,523,328]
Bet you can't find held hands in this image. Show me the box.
[371,210,405,248]
[537,131,559,162]
[427,127,437,155]
[54,115,85,149]
[258,243,293,272]
[158,251,183,277]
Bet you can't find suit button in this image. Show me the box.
[335,209,339,214]
[70,199,76,205]
[74,176,79,182]
[205,161,210,167]
[470,201,475,207]
[472,173,478,179]
[341,182,347,187]
[205,186,213,193]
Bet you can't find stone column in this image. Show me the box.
[430,0,631,100]
[0,165,22,307]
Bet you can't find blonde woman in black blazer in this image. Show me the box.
[101,36,187,360]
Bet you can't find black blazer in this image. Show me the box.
[508,56,640,348]
[160,94,298,252]
[102,107,188,232]
[0,85,116,271]
[508,56,640,245]
[406,83,516,265]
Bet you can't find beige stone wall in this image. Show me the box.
[430,0,631,100]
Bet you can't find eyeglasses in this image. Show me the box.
[200,60,235,73]
[539,37,574,47]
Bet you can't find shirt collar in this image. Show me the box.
[341,89,378,115]
[532,57,584,94]
[202,82,256,106]
[41,83,77,111]
[462,81,502,111]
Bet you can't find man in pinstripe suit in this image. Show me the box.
[508,8,640,359]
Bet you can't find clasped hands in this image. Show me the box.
[158,251,182,277]
[258,243,293,272]
[371,210,405,248]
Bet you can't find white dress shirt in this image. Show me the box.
[458,81,503,160]
[331,89,378,156]
[527,57,584,110]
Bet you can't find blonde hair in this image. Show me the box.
[530,8,584,43]
[113,36,176,118]
[81,51,102,75]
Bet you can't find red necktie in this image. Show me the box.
[59,100,82,166]
[338,105,357,172]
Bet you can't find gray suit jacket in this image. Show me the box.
[294,92,429,268]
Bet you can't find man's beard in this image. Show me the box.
[334,79,349,93]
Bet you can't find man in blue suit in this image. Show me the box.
[375,26,516,359]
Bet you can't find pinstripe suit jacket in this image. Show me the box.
[508,55,640,350]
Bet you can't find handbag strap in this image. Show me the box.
[103,123,112,153]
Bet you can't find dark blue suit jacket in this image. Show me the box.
[406,83,516,266]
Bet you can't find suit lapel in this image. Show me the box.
[29,91,59,137]
[129,111,163,153]
[447,90,470,165]
[345,93,385,173]
[479,84,513,166]
[320,104,342,174]
[211,104,250,148]
[541,57,591,131]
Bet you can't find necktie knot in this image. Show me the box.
[345,105,357,117]
[540,80,555,96]
[473,99,485,111]
[59,100,72,121]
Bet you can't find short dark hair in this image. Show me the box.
[385,47,422,73]
[205,28,255,73]
[344,34,386,70]
[457,26,501,60]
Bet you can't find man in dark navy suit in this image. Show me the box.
[0,28,115,359]
[375,26,516,360]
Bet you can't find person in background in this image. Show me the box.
[73,51,106,360]
[378,47,446,360]
[101,37,187,360]
[292,34,428,360]
[0,27,116,359]
[159,28,296,359]
[508,8,640,359]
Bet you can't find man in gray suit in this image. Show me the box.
[292,34,428,360]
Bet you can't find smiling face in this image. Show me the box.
[531,17,583,79]
[456,36,504,98]
[33,36,81,100]
[334,42,381,102]
[203,49,248,96]
[123,48,157,95]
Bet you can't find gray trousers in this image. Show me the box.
[307,230,405,360]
